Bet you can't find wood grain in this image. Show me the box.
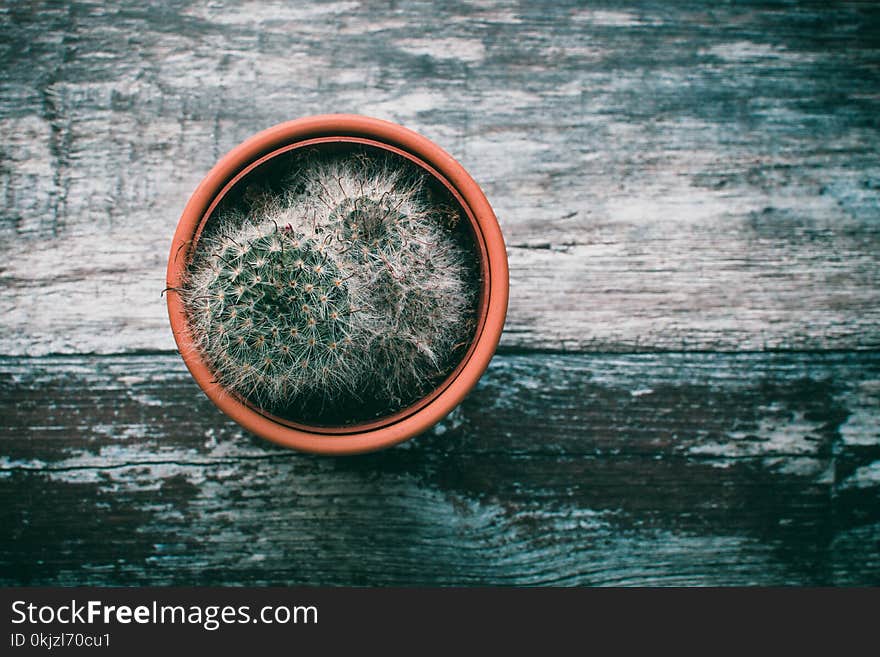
[2,1,878,586]
[2,352,878,585]
[2,1,880,354]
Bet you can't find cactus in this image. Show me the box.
[184,219,370,406]
[181,152,474,418]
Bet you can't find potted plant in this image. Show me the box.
[166,114,508,454]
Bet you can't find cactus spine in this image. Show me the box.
[182,153,473,415]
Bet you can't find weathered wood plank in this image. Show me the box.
[2,352,877,585]
[2,1,880,354]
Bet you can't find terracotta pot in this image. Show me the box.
[166,114,508,454]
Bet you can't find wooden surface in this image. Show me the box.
[1,1,878,585]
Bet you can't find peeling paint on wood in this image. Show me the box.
[1,352,877,585]
[1,1,879,354]
[1,1,878,586]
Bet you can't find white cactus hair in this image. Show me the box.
[180,149,475,421]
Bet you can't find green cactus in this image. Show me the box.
[182,152,474,419]
[185,221,369,405]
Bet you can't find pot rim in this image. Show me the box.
[166,114,508,454]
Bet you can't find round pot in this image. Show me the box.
[166,114,508,454]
